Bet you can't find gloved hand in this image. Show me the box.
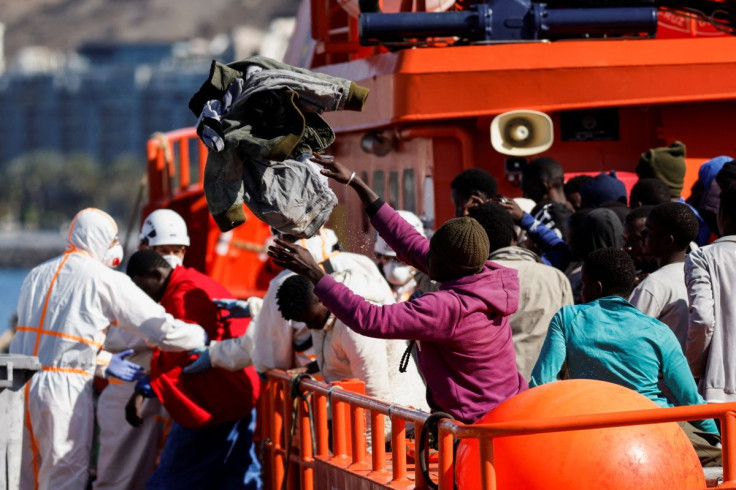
[182,346,212,374]
[134,376,156,398]
[106,349,145,381]
[214,298,251,318]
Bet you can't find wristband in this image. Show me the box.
[346,172,356,186]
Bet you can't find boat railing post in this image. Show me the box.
[722,411,736,484]
[369,410,386,478]
[270,380,285,490]
[314,392,329,458]
[413,419,427,488]
[437,422,454,490]
[299,394,314,490]
[479,436,496,490]
[390,417,408,484]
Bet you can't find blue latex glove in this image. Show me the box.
[214,298,251,318]
[107,349,145,382]
[134,376,156,398]
[182,346,212,374]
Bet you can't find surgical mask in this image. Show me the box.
[383,260,414,286]
[162,254,183,268]
[102,243,124,268]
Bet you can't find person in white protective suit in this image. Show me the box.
[9,208,207,490]
[93,208,191,490]
[184,227,398,375]
[374,210,426,302]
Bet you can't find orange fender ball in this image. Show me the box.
[455,379,704,489]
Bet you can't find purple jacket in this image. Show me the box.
[314,203,527,423]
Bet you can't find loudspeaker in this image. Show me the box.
[490,110,554,157]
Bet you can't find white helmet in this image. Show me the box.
[375,210,425,257]
[140,209,190,247]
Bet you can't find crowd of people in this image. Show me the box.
[8,141,736,488]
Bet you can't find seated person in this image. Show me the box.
[531,248,721,467]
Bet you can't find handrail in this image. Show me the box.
[262,369,736,490]
[146,127,202,208]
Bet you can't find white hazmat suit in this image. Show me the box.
[9,208,206,490]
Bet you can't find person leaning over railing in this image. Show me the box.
[267,154,527,425]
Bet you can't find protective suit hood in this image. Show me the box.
[67,208,119,261]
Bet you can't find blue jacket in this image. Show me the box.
[530,296,718,435]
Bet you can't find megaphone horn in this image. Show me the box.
[490,110,554,157]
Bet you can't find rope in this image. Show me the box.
[399,340,415,373]
[419,411,455,490]
[281,373,315,490]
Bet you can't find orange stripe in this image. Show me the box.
[17,326,103,350]
[66,211,82,245]
[106,377,123,385]
[23,383,40,490]
[40,366,91,376]
[32,253,72,356]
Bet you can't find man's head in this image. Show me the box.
[450,169,498,217]
[276,275,329,329]
[139,209,190,267]
[643,202,699,261]
[623,205,655,271]
[579,172,627,209]
[521,157,565,204]
[67,208,121,266]
[126,249,173,302]
[466,202,516,254]
[581,248,636,303]
[564,175,593,211]
[427,217,489,282]
[629,178,671,208]
[718,184,736,237]
[636,141,687,199]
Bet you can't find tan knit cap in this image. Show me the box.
[427,217,490,282]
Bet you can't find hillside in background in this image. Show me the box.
[0,0,300,61]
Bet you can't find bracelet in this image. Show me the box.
[346,171,356,187]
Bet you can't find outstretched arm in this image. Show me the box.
[314,154,430,272]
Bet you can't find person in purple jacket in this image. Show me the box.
[267,154,527,424]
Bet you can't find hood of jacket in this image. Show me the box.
[66,208,118,261]
[438,261,519,317]
[489,246,541,263]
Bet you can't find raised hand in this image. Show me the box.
[311,152,354,185]
[267,238,326,284]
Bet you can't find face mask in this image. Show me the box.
[103,243,124,268]
[383,260,414,286]
[162,254,183,268]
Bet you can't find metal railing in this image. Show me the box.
[262,369,736,490]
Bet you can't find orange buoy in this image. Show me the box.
[455,379,705,489]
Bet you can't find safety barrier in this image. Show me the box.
[262,369,736,490]
[146,127,205,207]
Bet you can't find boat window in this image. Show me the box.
[361,172,370,232]
[402,169,416,213]
[388,171,399,208]
[373,170,385,200]
[423,175,435,232]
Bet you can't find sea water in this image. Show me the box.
[0,268,28,333]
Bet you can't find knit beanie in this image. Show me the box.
[636,141,687,199]
[427,217,489,282]
[580,172,627,209]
